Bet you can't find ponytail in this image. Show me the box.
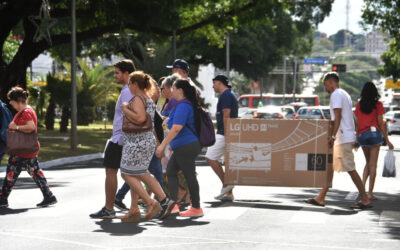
[129,71,155,96]
[174,79,201,133]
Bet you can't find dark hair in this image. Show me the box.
[174,79,201,133]
[323,72,339,83]
[360,82,380,114]
[7,86,29,103]
[113,59,136,73]
[158,76,166,86]
[129,71,154,94]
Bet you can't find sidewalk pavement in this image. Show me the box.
[0,153,103,172]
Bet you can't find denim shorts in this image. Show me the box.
[358,130,383,147]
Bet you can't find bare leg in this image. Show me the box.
[136,173,166,201]
[105,168,118,210]
[367,146,380,199]
[361,147,370,186]
[312,167,334,205]
[122,174,152,206]
[206,158,225,185]
[348,170,370,205]
[130,189,140,213]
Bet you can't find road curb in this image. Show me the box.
[0,153,103,172]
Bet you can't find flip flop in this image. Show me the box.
[351,202,372,210]
[304,198,325,207]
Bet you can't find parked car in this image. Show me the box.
[253,106,286,119]
[239,107,257,119]
[287,102,308,112]
[385,111,400,135]
[280,106,296,119]
[296,106,331,120]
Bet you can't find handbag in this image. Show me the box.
[122,95,153,133]
[6,109,39,155]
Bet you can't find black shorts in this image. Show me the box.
[103,141,123,169]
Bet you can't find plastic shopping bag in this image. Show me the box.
[382,150,396,177]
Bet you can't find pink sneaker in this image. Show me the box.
[179,206,203,218]
[171,204,180,214]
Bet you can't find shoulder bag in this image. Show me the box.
[122,95,153,133]
[6,109,39,155]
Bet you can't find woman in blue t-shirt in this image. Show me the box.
[156,79,203,218]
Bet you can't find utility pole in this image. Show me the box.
[70,0,78,150]
[226,31,230,79]
[292,59,297,103]
[172,0,177,59]
[282,57,287,104]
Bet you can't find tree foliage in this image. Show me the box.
[0,0,334,101]
[362,0,400,80]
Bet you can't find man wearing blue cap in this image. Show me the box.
[166,59,190,79]
[205,75,238,201]
[162,59,198,117]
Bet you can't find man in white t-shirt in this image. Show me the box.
[304,72,371,209]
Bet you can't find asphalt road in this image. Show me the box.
[0,136,400,250]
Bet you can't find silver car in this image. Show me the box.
[385,111,400,135]
[296,106,331,120]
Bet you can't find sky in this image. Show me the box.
[317,0,366,36]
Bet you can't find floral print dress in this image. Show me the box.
[120,97,156,176]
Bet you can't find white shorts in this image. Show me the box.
[205,134,226,161]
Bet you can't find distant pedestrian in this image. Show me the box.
[120,71,172,223]
[354,82,394,200]
[205,75,238,201]
[90,59,135,218]
[0,87,57,208]
[156,79,203,217]
[305,72,371,209]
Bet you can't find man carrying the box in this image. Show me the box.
[304,72,371,209]
[205,75,238,201]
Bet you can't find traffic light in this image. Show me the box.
[332,64,346,72]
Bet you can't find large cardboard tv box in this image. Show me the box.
[224,118,333,188]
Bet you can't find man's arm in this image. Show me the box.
[329,108,342,147]
[223,109,231,136]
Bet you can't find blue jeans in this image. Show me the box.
[115,153,164,201]
[358,130,383,147]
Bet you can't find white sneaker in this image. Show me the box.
[220,194,234,201]
[214,185,234,200]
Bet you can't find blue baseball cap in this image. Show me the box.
[166,59,189,71]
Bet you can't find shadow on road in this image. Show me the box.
[93,219,147,236]
[157,216,210,228]
[204,199,357,215]
[0,207,29,215]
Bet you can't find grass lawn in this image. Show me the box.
[18,121,113,164]
[36,122,113,162]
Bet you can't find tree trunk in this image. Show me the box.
[60,106,69,133]
[45,97,55,130]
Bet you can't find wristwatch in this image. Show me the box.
[331,135,336,140]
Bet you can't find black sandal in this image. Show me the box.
[351,202,372,210]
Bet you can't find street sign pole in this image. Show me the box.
[70,0,77,150]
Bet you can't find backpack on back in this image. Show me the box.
[181,100,216,147]
[195,107,216,147]
[0,102,13,143]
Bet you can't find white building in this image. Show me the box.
[365,30,389,59]
[196,64,218,116]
